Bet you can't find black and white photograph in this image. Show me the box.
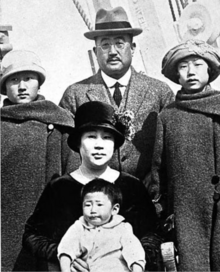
[1,0,220,271]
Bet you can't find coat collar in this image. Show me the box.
[86,70,112,104]
[176,85,220,116]
[1,95,75,128]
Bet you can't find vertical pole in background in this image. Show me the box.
[88,49,96,75]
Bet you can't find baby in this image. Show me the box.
[58,178,146,272]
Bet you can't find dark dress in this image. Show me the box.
[23,172,158,271]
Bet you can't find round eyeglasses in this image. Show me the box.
[97,41,126,52]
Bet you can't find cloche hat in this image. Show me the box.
[0,50,46,95]
[68,101,126,152]
[162,39,220,84]
[84,6,142,40]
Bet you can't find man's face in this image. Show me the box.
[6,71,39,104]
[177,56,209,94]
[94,34,135,79]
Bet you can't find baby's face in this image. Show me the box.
[177,56,209,94]
[83,192,118,227]
[6,71,39,104]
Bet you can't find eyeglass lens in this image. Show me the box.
[100,41,125,51]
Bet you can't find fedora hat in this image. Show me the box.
[68,101,125,152]
[84,6,142,40]
[0,50,46,95]
[162,39,220,84]
[177,2,213,42]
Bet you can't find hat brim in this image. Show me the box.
[84,28,142,40]
[0,64,46,95]
[68,124,125,153]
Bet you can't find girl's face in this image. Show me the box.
[83,192,119,226]
[177,56,209,94]
[6,71,39,104]
[79,128,115,170]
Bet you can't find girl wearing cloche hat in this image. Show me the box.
[1,50,75,271]
[150,39,220,271]
[23,101,161,271]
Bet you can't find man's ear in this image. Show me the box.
[131,42,136,56]
[112,203,120,215]
[93,46,97,56]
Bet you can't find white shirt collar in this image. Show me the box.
[101,68,131,88]
[70,166,120,185]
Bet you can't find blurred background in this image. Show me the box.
[1,0,220,104]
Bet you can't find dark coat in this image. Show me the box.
[1,95,75,271]
[150,86,220,271]
[23,172,158,271]
[59,67,175,187]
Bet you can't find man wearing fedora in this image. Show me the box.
[59,6,175,189]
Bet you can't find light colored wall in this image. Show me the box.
[1,0,96,104]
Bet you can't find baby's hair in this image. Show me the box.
[81,178,123,206]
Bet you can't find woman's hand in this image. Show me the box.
[70,258,89,272]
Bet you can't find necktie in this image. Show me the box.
[113,82,122,107]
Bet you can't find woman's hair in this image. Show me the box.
[81,178,123,206]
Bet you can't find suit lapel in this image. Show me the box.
[119,68,148,157]
[86,70,113,104]
[124,68,147,115]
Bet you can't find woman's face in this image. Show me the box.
[79,128,115,170]
[177,56,209,93]
[6,71,39,104]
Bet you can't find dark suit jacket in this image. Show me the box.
[59,67,175,187]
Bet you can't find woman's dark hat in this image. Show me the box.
[162,39,220,84]
[68,101,125,152]
[84,6,142,40]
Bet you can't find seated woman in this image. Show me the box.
[23,101,160,271]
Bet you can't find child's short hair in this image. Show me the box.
[81,178,123,206]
